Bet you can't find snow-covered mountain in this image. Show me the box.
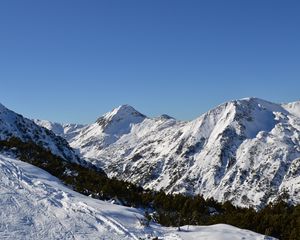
[34,119,85,142]
[282,100,300,118]
[35,104,147,161]
[35,98,300,208]
[0,153,275,240]
[0,103,80,163]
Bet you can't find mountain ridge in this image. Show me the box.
[0,103,81,164]
[31,98,300,208]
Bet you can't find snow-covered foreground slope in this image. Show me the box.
[35,98,300,208]
[165,225,275,240]
[0,154,274,240]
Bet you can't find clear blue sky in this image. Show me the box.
[1,0,300,123]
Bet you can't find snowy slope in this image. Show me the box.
[0,103,80,163]
[282,100,300,118]
[35,98,300,208]
[33,119,85,142]
[0,153,274,240]
[36,105,147,161]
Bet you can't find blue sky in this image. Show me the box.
[1,0,300,123]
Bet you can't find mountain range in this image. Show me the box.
[32,98,300,209]
[0,100,281,239]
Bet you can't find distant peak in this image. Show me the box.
[107,104,147,119]
[282,100,300,118]
[96,104,146,129]
[114,104,139,112]
[240,97,260,101]
[205,97,269,113]
[159,114,174,120]
[226,97,283,110]
[238,97,272,104]
[119,104,132,108]
[283,99,300,105]
[233,97,287,114]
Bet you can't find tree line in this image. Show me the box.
[0,137,299,239]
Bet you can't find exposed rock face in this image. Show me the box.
[0,103,80,163]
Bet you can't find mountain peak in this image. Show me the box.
[282,100,300,118]
[159,114,174,120]
[110,104,146,118]
[233,97,279,108]
[239,97,263,101]
[96,105,146,135]
[98,104,146,124]
[239,97,274,104]
[203,97,275,116]
[239,97,288,113]
[116,104,136,110]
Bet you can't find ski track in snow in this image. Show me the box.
[0,154,142,240]
[0,154,274,240]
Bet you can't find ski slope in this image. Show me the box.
[0,154,273,240]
